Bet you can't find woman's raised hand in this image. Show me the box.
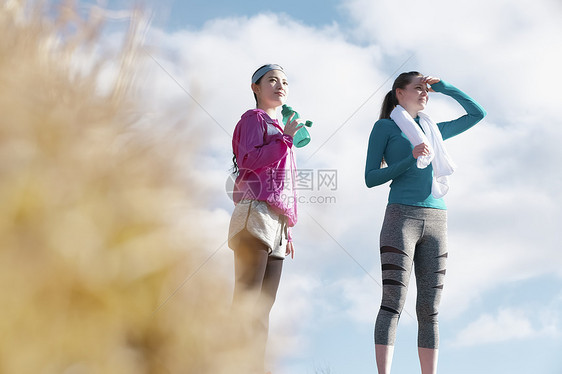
[421,76,441,92]
[283,112,304,139]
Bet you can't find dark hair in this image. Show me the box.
[231,155,239,175]
[379,71,423,119]
[251,64,268,106]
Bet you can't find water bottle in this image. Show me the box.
[281,105,312,148]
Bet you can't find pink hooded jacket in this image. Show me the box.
[232,109,298,238]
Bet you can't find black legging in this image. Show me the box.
[232,230,284,372]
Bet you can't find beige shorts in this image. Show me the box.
[228,200,288,259]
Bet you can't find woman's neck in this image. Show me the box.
[397,103,419,119]
[405,108,419,119]
[257,105,277,120]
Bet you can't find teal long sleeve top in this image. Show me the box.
[364,80,486,210]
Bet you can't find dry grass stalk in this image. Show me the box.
[0,1,264,373]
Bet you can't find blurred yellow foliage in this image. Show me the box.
[0,1,259,373]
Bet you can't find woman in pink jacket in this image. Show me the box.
[228,64,304,374]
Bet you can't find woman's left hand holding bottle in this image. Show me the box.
[283,112,304,139]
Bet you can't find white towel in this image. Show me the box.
[390,105,456,198]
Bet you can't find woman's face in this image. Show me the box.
[396,76,429,115]
[252,69,289,108]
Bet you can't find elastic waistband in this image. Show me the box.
[386,203,447,221]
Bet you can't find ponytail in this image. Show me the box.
[379,90,397,120]
[377,71,423,167]
[379,71,423,120]
[231,154,238,175]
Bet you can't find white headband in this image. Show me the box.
[251,64,284,83]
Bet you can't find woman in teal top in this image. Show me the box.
[365,72,486,374]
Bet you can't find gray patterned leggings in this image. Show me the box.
[374,204,448,349]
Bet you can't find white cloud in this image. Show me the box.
[269,273,326,357]
[336,271,383,324]
[94,3,562,370]
[145,3,560,323]
[451,307,559,347]
[343,0,562,116]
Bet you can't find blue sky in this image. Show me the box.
[159,0,345,30]
[90,0,562,372]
